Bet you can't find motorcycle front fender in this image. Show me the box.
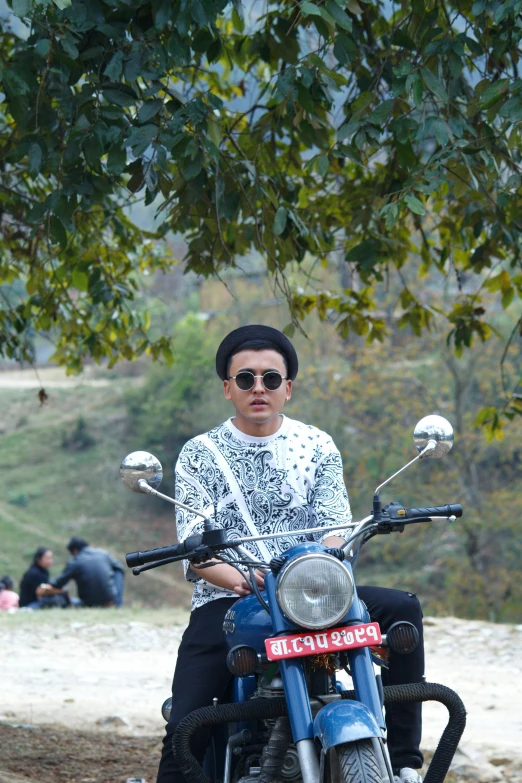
[313,701,382,751]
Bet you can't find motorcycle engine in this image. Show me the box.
[236,677,302,783]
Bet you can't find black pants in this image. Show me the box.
[157,587,424,783]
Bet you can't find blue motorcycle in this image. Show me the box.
[120,415,466,783]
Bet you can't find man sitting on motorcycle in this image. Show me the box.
[157,324,424,783]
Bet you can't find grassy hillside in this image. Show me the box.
[0,368,193,609]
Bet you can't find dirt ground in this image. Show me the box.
[0,725,161,783]
[1,612,522,783]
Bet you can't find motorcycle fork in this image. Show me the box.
[264,573,320,783]
[371,736,395,783]
[263,575,388,783]
[342,582,386,729]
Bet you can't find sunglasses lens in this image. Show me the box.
[263,371,283,390]
[235,372,254,390]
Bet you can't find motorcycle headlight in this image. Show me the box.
[276,553,354,630]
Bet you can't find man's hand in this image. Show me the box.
[322,535,350,549]
[190,561,266,596]
[233,569,265,597]
[36,584,63,597]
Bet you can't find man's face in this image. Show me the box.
[223,349,292,428]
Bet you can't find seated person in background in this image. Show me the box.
[0,576,20,611]
[40,537,125,608]
[19,546,69,609]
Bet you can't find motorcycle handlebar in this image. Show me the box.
[403,504,463,519]
[125,534,203,568]
[126,503,463,569]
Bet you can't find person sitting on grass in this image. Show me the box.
[39,537,125,608]
[19,546,69,610]
[0,576,19,611]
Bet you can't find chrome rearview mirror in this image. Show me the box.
[374,414,455,499]
[120,451,163,493]
[413,415,454,459]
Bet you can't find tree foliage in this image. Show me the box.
[1,0,521,426]
[125,313,229,461]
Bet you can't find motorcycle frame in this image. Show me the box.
[221,541,394,783]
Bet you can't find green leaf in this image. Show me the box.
[333,33,357,65]
[301,1,335,26]
[206,38,222,64]
[316,154,329,176]
[83,134,104,169]
[49,216,67,250]
[52,0,72,8]
[126,124,157,156]
[404,194,425,215]
[301,1,323,16]
[61,36,79,59]
[182,151,203,180]
[498,96,522,122]
[207,115,221,148]
[104,51,124,81]
[381,202,399,230]
[273,206,288,236]
[473,406,497,426]
[501,287,515,309]
[431,118,450,146]
[103,89,137,108]
[391,29,416,50]
[421,67,448,101]
[11,0,30,17]
[137,99,163,124]
[412,75,423,108]
[52,195,76,229]
[72,269,89,291]
[346,238,380,269]
[35,39,51,57]
[369,99,395,125]
[351,91,373,115]
[127,165,144,192]
[28,144,42,178]
[478,79,509,110]
[325,0,352,30]
[107,144,126,175]
[283,323,295,338]
[192,29,214,53]
[154,0,171,28]
[190,0,208,26]
[337,120,360,141]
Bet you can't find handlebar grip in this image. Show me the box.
[403,504,463,519]
[125,534,202,568]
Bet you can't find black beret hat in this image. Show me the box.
[216,325,298,381]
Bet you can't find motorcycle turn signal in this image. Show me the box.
[161,696,172,722]
[226,645,259,677]
[382,621,420,655]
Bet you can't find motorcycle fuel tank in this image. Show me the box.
[223,593,272,654]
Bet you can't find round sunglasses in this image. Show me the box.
[229,370,286,391]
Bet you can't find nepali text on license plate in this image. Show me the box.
[264,622,382,661]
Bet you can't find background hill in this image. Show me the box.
[0,260,520,619]
[0,368,192,608]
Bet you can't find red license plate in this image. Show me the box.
[265,622,382,661]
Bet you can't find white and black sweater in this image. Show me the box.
[174,415,352,610]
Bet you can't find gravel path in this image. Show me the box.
[1,613,521,781]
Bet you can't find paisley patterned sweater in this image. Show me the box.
[174,415,353,610]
